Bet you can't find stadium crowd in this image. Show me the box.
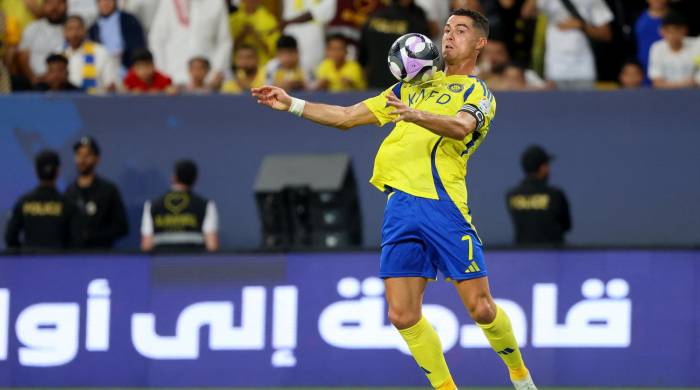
[0,0,699,94]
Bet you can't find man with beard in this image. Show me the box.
[65,136,128,249]
[506,145,571,246]
[17,0,68,85]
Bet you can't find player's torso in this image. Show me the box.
[372,73,495,205]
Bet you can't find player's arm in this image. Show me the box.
[251,85,379,130]
[385,93,478,140]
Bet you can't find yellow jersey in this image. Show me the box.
[229,6,279,65]
[363,71,496,224]
[315,58,367,92]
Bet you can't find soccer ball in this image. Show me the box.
[388,33,441,84]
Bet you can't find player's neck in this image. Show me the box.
[444,57,477,77]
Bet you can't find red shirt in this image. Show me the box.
[123,69,172,92]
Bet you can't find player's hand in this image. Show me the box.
[251,85,292,111]
[386,92,422,123]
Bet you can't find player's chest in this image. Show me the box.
[404,84,468,113]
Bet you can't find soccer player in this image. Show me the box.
[251,8,536,390]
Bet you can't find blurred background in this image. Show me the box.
[0,0,699,388]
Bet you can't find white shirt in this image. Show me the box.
[18,19,65,76]
[282,0,337,74]
[538,0,613,81]
[68,0,98,26]
[63,41,120,90]
[648,37,700,83]
[148,0,232,84]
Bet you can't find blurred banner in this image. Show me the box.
[1,91,700,250]
[0,250,698,387]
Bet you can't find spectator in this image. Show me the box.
[281,0,336,74]
[33,53,80,91]
[119,0,160,35]
[532,0,613,90]
[1,0,42,33]
[68,0,98,26]
[62,15,119,92]
[618,60,644,88]
[88,0,146,70]
[264,35,309,91]
[506,145,571,246]
[491,63,530,91]
[635,0,668,81]
[181,56,220,94]
[140,159,219,253]
[415,0,450,40]
[229,0,279,66]
[122,47,174,93]
[359,0,430,88]
[479,38,548,89]
[0,10,13,93]
[221,44,264,94]
[4,149,80,251]
[149,0,232,85]
[648,12,699,89]
[326,0,385,55]
[315,33,366,92]
[17,0,68,85]
[64,136,129,249]
[482,0,538,66]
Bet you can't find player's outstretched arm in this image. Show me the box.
[385,93,478,140]
[251,85,378,130]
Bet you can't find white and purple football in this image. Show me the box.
[388,33,441,84]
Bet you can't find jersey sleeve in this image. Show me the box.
[362,82,402,127]
[460,80,496,132]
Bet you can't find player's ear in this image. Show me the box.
[476,37,487,52]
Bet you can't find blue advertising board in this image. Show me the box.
[0,250,698,387]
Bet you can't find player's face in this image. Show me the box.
[442,15,486,64]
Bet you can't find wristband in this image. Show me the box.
[289,97,306,117]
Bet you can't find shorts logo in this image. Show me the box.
[448,83,463,93]
[464,260,481,273]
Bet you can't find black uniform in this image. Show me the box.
[65,176,129,248]
[145,190,211,252]
[358,3,430,88]
[506,178,571,245]
[4,185,80,250]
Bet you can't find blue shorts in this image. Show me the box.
[380,189,487,281]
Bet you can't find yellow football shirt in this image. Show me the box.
[363,71,496,224]
[229,6,279,66]
[316,58,367,92]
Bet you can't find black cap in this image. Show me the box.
[661,11,687,27]
[521,145,554,174]
[73,136,101,156]
[276,35,298,50]
[35,149,60,181]
[174,159,198,187]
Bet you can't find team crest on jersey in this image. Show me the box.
[478,98,491,114]
[448,83,464,93]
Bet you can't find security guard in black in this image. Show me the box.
[507,146,571,245]
[5,150,79,250]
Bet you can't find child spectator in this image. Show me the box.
[263,35,309,91]
[221,44,264,94]
[635,0,668,80]
[618,60,644,89]
[648,12,699,89]
[315,34,366,92]
[34,53,79,91]
[181,56,220,94]
[123,48,174,93]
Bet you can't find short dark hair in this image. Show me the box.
[46,53,69,66]
[174,159,198,187]
[131,48,154,65]
[188,56,211,69]
[661,11,687,28]
[450,8,490,38]
[65,15,85,27]
[325,33,348,46]
[235,43,257,54]
[276,35,298,50]
[35,150,60,181]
